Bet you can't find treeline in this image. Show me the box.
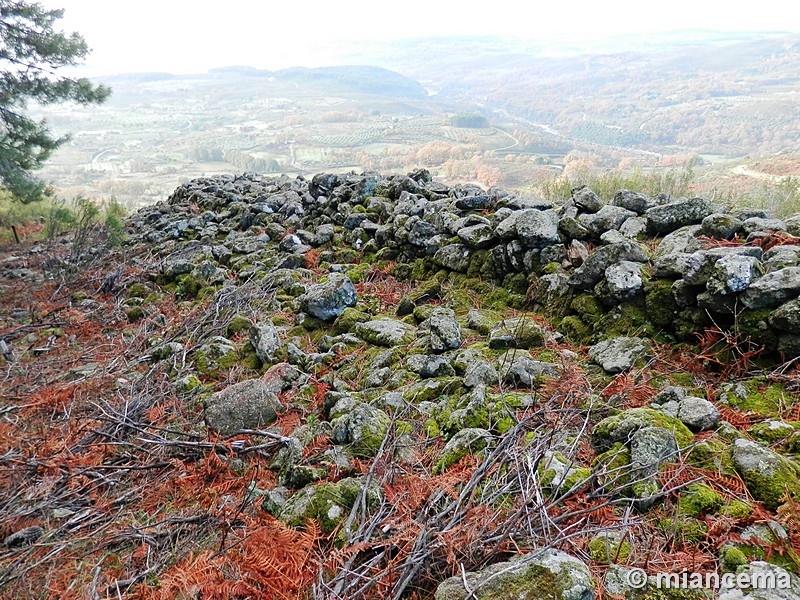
[187,147,281,172]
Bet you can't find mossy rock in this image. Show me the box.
[126,283,150,299]
[644,278,680,329]
[539,451,592,495]
[592,302,655,341]
[126,306,146,322]
[570,294,604,323]
[277,476,382,533]
[434,427,491,474]
[750,420,798,444]
[434,549,593,600]
[225,314,253,337]
[591,408,694,453]
[734,309,779,352]
[558,315,592,342]
[589,531,632,564]
[731,438,800,510]
[718,377,794,417]
[344,262,373,284]
[330,401,391,457]
[657,516,707,544]
[332,307,371,334]
[592,443,633,493]
[677,483,724,517]
[175,273,204,299]
[685,438,732,472]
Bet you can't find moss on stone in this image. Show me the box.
[344,262,373,284]
[720,377,793,417]
[226,314,252,337]
[734,309,778,352]
[558,315,592,342]
[677,483,724,517]
[685,439,732,472]
[593,302,655,340]
[175,273,203,300]
[645,279,680,329]
[722,500,753,519]
[332,308,370,334]
[591,408,694,452]
[588,533,632,564]
[571,294,604,322]
[720,546,748,572]
[125,306,146,322]
[126,283,149,299]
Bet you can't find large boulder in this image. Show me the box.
[588,337,649,373]
[434,549,594,600]
[645,197,716,234]
[731,438,800,510]
[205,379,285,436]
[741,267,800,309]
[299,273,358,321]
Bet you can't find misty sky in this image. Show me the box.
[41,0,798,75]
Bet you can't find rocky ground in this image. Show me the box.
[1,169,800,599]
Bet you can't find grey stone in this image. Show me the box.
[205,379,284,436]
[572,185,604,213]
[330,401,391,456]
[433,244,471,272]
[741,267,800,309]
[428,308,462,353]
[355,318,417,346]
[612,189,653,214]
[568,241,648,289]
[706,253,764,295]
[645,197,717,233]
[677,396,720,431]
[250,322,280,364]
[299,273,358,321]
[605,261,643,300]
[677,247,763,286]
[578,205,637,236]
[588,337,649,373]
[516,209,560,248]
[770,299,800,333]
[498,350,559,387]
[763,245,800,272]
[718,561,800,600]
[463,359,499,387]
[742,217,787,236]
[434,549,593,600]
[488,317,548,349]
[457,223,496,249]
[701,213,742,239]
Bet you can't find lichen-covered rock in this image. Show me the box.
[205,378,285,436]
[195,336,238,375]
[741,267,800,309]
[676,396,720,431]
[588,337,649,373]
[612,189,654,215]
[605,261,644,300]
[568,241,649,289]
[702,213,743,239]
[603,564,710,599]
[731,438,800,510]
[591,407,694,453]
[706,253,764,295]
[488,317,548,349]
[718,561,800,600]
[434,549,594,600]
[299,273,358,321]
[355,318,417,346]
[435,428,491,473]
[579,205,637,236]
[428,307,462,353]
[498,350,559,387]
[457,223,496,249]
[330,401,391,456]
[250,322,280,364]
[589,530,631,564]
[572,185,604,213]
[645,197,716,234]
[278,476,382,533]
[770,299,800,334]
[433,243,471,272]
[539,451,592,495]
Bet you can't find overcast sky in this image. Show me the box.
[41,0,798,75]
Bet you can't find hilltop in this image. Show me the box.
[2,169,800,598]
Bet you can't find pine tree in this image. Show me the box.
[0,1,110,202]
